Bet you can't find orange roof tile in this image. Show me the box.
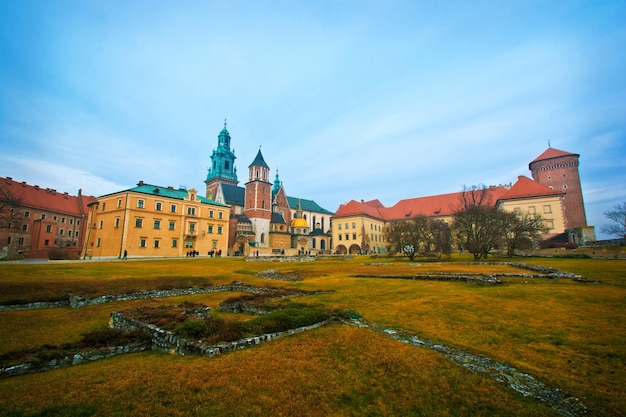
[498,176,563,201]
[530,147,578,163]
[0,177,97,217]
[332,186,513,221]
[332,200,385,219]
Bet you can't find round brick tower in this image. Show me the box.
[529,147,587,229]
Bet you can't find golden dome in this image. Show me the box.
[290,217,309,228]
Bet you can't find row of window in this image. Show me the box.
[95,236,220,250]
[337,222,357,230]
[130,218,223,234]
[337,233,358,241]
[19,210,79,225]
[10,223,79,237]
[513,205,553,215]
[102,199,224,219]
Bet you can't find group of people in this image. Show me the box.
[186,249,222,258]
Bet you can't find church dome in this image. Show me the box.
[290,217,309,229]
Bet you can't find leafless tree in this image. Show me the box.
[452,185,505,261]
[501,211,549,257]
[387,216,451,260]
[600,201,626,238]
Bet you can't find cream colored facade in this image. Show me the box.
[332,215,387,255]
[497,195,566,235]
[84,184,229,259]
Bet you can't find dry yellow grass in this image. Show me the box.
[0,325,552,417]
[0,255,624,416]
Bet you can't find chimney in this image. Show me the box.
[138,180,144,186]
[21,181,26,187]
[5,177,11,184]
[34,185,39,190]
[64,192,69,199]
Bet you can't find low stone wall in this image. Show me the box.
[0,283,280,312]
[70,283,278,308]
[218,301,271,315]
[352,274,502,285]
[245,256,317,262]
[0,343,149,379]
[0,300,70,312]
[110,311,334,357]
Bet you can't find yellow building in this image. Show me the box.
[332,176,568,254]
[83,181,230,259]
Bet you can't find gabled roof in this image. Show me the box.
[221,183,246,206]
[497,176,564,201]
[286,196,333,214]
[530,147,579,163]
[249,149,269,169]
[333,199,385,219]
[0,177,96,216]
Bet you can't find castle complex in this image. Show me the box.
[331,146,593,255]
[1,118,594,259]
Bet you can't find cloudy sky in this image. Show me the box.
[1,0,624,238]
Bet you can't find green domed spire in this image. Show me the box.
[272,167,281,194]
[206,119,238,184]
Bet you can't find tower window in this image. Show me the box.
[563,185,568,189]
[225,161,230,169]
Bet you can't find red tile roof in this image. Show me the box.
[332,177,556,221]
[530,147,578,163]
[498,176,563,201]
[333,186,511,221]
[0,177,97,216]
[333,199,385,219]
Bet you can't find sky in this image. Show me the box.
[1,0,625,238]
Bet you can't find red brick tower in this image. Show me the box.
[245,149,272,246]
[529,147,587,229]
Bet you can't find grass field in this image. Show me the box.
[0,255,624,416]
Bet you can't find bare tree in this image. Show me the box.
[427,219,452,258]
[0,187,23,259]
[452,185,505,261]
[600,201,626,238]
[387,216,428,261]
[501,211,549,257]
[387,216,451,260]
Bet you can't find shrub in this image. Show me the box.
[174,320,209,339]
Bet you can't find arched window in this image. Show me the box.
[312,238,316,249]
[260,233,265,243]
[321,240,326,250]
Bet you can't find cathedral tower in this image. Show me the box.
[205,120,238,199]
[529,146,587,229]
[245,149,272,247]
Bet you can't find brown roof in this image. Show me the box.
[530,147,578,163]
[0,177,97,217]
[498,176,564,201]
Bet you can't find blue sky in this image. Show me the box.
[1,0,625,238]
